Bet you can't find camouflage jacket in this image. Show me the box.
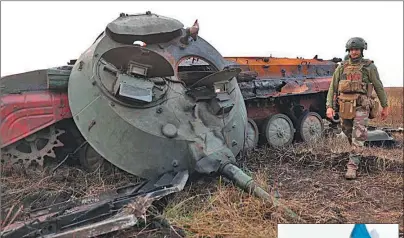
[326,57,389,109]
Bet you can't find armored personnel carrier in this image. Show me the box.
[224,55,395,148]
[224,56,342,147]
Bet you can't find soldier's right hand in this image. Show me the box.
[326,107,335,119]
[381,106,390,121]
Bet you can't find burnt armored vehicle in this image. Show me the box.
[224,56,395,148]
[224,56,341,147]
[1,12,272,237]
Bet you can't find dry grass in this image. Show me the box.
[1,133,402,237]
[159,132,403,237]
[163,183,278,238]
[0,165,142,229]
[1,87,402,237]
[371,87,403,127]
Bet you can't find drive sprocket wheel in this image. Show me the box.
[1,125,65,168]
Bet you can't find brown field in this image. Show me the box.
[371,87,403,127]
[1,88,403,238]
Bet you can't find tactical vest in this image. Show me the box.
[338,59,372,94]
[336,59,378,119]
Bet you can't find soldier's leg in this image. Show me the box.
[346,108,369,179]
[341,119,353,145]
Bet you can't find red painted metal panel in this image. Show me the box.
[247,106,280,120]
[0,91,72,148]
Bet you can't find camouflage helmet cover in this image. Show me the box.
[345,37,367,51]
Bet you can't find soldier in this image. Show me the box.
[326,37,390,179]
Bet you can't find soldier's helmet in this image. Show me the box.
[345,37,367,51]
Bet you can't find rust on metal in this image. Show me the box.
[225,55,342,148]
[225,56,337,79]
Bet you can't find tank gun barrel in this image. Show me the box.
[220,162,270,201]
[220,162,303,222]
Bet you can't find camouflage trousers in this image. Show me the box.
[341,107,369,167]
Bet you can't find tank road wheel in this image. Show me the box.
[297,111,324,143]
[244,118,259,149]
[263,114,295,148]
[79,143,106,172]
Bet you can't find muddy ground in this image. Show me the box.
[1,133,403,238]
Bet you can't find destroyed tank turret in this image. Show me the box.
[67,11,262,185]
[1,12,275,237]
[1,12,270,200]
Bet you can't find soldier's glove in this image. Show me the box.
[381,106,390,121]
[326,107,335,119]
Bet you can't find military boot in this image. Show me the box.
[345,157,360,179]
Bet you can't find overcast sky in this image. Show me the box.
[1,1,403,86]
[278,224,399,238]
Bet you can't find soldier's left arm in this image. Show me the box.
[367,63,389,108]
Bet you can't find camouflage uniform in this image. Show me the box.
[326,37,388,179]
